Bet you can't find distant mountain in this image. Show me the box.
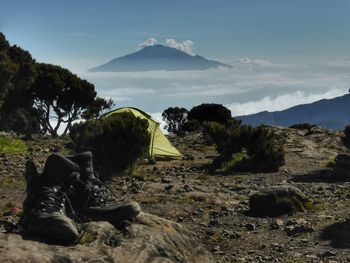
[236,93,350,130]
[89,45,231,72]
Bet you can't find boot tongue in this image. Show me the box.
[41,154,79,187]
[82,155,95,180]
[68,151,95,180]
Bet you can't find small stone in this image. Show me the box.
[177,217,184,222]
[183,184,193,192]
[165,184,174,191]
[319,250,336,258]
[209,219,219,227]
[161,176,172,183]
[245,223,256,231]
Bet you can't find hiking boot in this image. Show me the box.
[67,151,141,222]
[20,154,80,243]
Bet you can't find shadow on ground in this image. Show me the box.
[321,220,350,248]
[292,169,350,183]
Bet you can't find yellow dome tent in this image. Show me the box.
[104,107,182,159]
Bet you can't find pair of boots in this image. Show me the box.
[20,151,140,243]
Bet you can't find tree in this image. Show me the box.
[32,63,112,136]
[188,103,232,125]
[162,107,188,134]
[82,97,114,120]
[0,32,40,134]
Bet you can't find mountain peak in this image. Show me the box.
[89,45,230,72]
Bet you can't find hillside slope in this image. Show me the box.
[237,93,350,129]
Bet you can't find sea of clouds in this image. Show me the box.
[78,62,349,124]
[68,38,349,127]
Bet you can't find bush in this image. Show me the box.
[204,122,243,157]
[289,123,317,131]
[205,123,285,172]
[70,112,150,177]
[0,108,41,136]
[188,103,232,125]
[182,119,202,132]
[245,127,285,172]
[342,125,350,148]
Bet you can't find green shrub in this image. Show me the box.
[0,108,41,135]
[204,121,243,156]
[289,123,317,130]
[205,123,284,172]
[70,112,150,177]
[0,135,28,154]
[188,103,232,125]
[342,125,350,148]
[245,127,285,172]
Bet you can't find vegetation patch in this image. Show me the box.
[70,112,150,179]
[0,177,25,189]
[0,135,28,155]
[79,232,98,245]
[204,122,285,173]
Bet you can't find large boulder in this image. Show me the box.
[0,213,214,263]
[333,154,350,180]
[248,186,308,217]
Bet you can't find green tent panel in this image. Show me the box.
[104,107,182,159]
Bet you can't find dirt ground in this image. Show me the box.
[1,126,350,262]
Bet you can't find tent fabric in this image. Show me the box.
[104,107,182,159]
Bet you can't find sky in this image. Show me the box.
[1,0,350,120]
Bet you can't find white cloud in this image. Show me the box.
[324,61,350,68]
[137,38,195,55]
[228,88,345,116]
[138,38,158,49]
[164,39,195,55]
[232,57,305,70]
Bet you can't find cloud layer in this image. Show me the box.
[138,38,195,55]
[81,60,350,117]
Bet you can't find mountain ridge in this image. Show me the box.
[89,44,231,72]
[236,93,350,129]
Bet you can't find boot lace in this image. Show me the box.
[83,177,116,207]
[33,186,66,213]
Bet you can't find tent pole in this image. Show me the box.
[150,122,158,158]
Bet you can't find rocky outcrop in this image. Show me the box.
[248,186,308,217]
[0,213,214,263]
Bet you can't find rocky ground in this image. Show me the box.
[1,126,350,262]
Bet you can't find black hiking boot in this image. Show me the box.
[67,151,141,222]
[20,154,80,243]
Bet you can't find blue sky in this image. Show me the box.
[1,0,350,117]
[1,0,350,71]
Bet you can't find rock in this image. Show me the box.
[245,223,256,231]
[284,219,315,236]
[248,186,308,217]
[333,154,350,179]
[183,184,193,192]
[165,184,174,191]
[319,250,336,259]
[270,219,284,230]
[161,176,173,184]
[0,213,214,263]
